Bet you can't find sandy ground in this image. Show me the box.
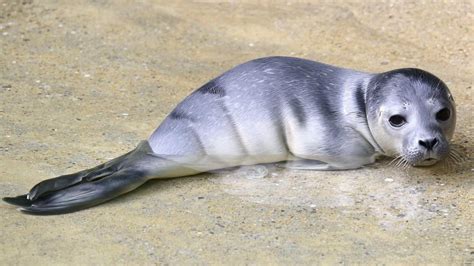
[1,0,473,264]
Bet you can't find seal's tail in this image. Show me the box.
[3,141,156,215]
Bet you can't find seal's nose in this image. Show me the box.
[418,138,438,150]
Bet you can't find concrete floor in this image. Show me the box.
[1,0,473,264]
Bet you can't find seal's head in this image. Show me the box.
[366,68,456,166]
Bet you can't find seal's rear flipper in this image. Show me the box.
[2,141,155,215]
[3,194,31,208]
[3,170,148,215]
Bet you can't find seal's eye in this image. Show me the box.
[389,115,406,127]
[436,108,451,121]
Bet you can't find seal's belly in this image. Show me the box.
[148,56,376,169]
[149,93,371,168]
[149,105,289,161]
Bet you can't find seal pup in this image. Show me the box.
[3,56,458,214]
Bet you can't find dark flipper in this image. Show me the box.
[26,151,132,201]
[2,141,156,215]
[4,169,147,215]
[3,194,31,208]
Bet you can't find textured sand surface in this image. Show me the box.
[1,0,473,264]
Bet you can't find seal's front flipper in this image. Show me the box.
[2,141,155,215]
[278,159,333,170]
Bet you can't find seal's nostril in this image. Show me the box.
[419,138,438,150]
[419,140,428,148]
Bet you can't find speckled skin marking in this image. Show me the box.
[3,56,456,214]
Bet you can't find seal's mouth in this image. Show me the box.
[414,157,439,167]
